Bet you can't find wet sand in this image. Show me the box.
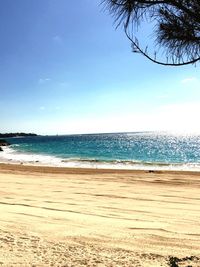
[0,163,200,266]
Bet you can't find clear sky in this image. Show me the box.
[1,0,200,135]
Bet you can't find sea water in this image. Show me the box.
[1,132,200,170]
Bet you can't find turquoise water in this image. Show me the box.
[2,132,200,170]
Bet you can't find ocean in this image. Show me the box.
[1,132,200,171]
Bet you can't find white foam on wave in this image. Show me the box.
[0,147,64,166]
[1,146,200,171]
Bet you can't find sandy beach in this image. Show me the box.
[0,163,200,266]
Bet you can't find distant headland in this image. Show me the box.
[0,133,37,151]
[0,133,37,138]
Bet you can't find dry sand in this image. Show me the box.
[0,163,200,266]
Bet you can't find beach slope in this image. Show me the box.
[0,164,200,266]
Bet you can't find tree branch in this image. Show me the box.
[125,27,200,66]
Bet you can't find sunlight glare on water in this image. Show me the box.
[1,132,200,170]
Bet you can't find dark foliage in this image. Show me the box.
[0,133,37,138]
[103,0,200,66]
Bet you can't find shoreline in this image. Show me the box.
[1,145,200,172]
[2,131,200,171]
[1,162,200,175]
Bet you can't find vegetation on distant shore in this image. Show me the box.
[0,133,37,138]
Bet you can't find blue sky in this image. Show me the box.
[1,0,200,135]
